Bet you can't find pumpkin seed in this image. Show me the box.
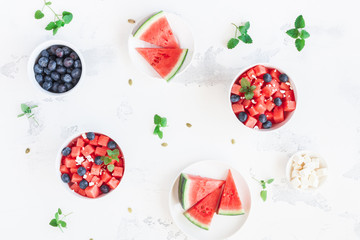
[128,19,135,24]
[25,148,30,154]
[161,143,168,147]
[186,123,192,128]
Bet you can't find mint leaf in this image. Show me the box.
[295,38,305,51]
[56,20,64,27]
[244,21,250,31]
[300,30,310,39]
[58,220,66,228]
[62,11,71,16]
[58,208,62,215]
[49,219,58,227]
[240,78,250,88]
[160,117,167,127]
[286,28,299,39]
[260,190,267,201]
[55,212,59,221]
[295,15,305,28]
[154,114,161,124]
[158,130,163,139]
[250,85,256,91]
[35,10,44,19]
[62,12,73,24]
[238,26,247,35]
[45,2,52,5]
[21,104,29,113]
[153,125,160,135]
[239,34,252,44]
[227,38,239,49]
[267,178,274,184]
[245,92,254,100]
[102,156,112,165]
[112,149,119,156]
[53,27,59,35]
[45,22,56,30]
[239,87,247,93]
[17,113,26,118]
[107,164,115,172]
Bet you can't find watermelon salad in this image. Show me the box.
[179,170,244,230]
[59,132,125,198]
[230,65,297,129]
[133,11,188,81]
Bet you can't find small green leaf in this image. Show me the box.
[238,26,247,35]
[260,190,267,201]
[30,105,38,109]
[244,92,254,100]
[113,156,119,162]
[300,30,310,39]
[286,28,299,39]
[55,212,59,221]
[107,164,115,172]
[160,117,167,127]
[45,22,56,30]
[244,21,250,31]
[239,34,253,44]
[56,20,64,27]
[154,114,161,124]
[267,178,274,184]
[17,113,26,118]
[239,87,247,93]
[112,149,119,156]
[227,38,239,49]
[62,11,72,16]
[295,15,305,29]
[153,125,160,135]
[157,130,163,139]
[102,156,111,165]
[45,1,52,5]
[58,220,66,228]
[49,219,58,227]
[58,208,62,215]
[35,10,44,19]
[21,104,29,113]
[62,12,73,24]
[53,27,59,35]
[240,78,250,88]
[250,85,256,91]
[295,38,305,51]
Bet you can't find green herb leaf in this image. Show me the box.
[157,130,163,139]
[58,208,62,215]
[62,12,73,24]
[102,156,111,165]
[153,125,160,135]
[295,15,305,29]
[267,178,274,184]
[107,164,115,172]
[154,114,161,125]
[295,38,305,51]
[244,92,254,100]
[160,117,167,127]
[58,220,66,228]
[238,26,247,35]
[240,78,250,88]
[45,22,56,30]
[227,38,239,49]
[35,10,45,19]
[244,21,250,31]
[17,113,26,118]
[49,219,58,227]
[239,34,253,44]
[56,20,64,27]
[239,87,247,93]
[286,28,299,39]
[45,1,52,5]
[21,104,29,113]
[53,27,59,35]
[300,30,310,39]
[250,85,256,91]
[55,212,59,221]
[260,190,267,201]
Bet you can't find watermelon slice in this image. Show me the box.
[217,170,245,215]
[133,11,179,48]
[136,48,188,81]
[184,187,222,230]
[178,173,224,210]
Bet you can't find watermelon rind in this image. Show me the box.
[133,11,164,38]
[178,173,190,210]
[164,49,188,81]
[183,212,210,230]
[218,208,245,216]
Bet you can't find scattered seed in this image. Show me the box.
[128,207,132,213]
[231,139,235,144]
[128,19,135,24]
[128,79,133,86]
[186,123,192,128]
[25,148,30,154]
[161,143,168,147]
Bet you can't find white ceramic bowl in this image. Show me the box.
[28,39,86,97]
[286,150,328,190]
[168,160,251,240]
[228,63,298,131]
[56,131,126,200]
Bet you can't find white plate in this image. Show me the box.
[128,11,194,81]
[169,160,251,240]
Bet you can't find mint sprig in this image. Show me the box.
[35,1,73,35]
[227,22,252,49]
[49,208,72,232]
[252,177,274,202]
[153,114,167,139]
[18,103,39,125]
[101,149,120,172]
[239,78,256,100]
[286,15,310,51]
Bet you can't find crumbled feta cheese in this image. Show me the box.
[86,155,94,162]
[316,168,328,177]
[82,133,87,139]
[89,182,94,186]
[75,156,85,165]
[83,174,87,179]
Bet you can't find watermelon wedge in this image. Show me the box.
[136,48,188,81]
[133,11,179,48]
[217,170,245,215]
[183,187,222,230]
[178,173,225,210]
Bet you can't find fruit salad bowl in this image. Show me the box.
[56,131,125,200]
[28,39,86,97]
[228,63,298,131]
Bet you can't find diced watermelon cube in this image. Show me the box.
[253,85,261,98]
[82,145,95,156]
[256,121,262,129]
[232,103,244,114]
[253,78,264,87]
[91,164,101,176]
[262,85,275,98]
[108,177,120,189]
[273,91,284,99]
[270,69,281,80]
[82,160,92,169]
[85,185,101,198]
[95,147,108,156]
[76,138,85,147]
[265,101,275,111]
[255,95,265,104]
[78,189,86,196]
[253,65,267,76]
[91,176,100,184]
[70,168,78,174]
[248,107,259,116]
[242,99,252,109]
[273,106,284,123]
[112,167,124,177]
[65,158,77,168]
[244,115,257,128]
[71,173,83,183]
[254,102,266,114]
[71,147,81,158]
[96,180,104,187]
[101,171,112,183]
[231,84,241,95]
[269,79,280,91]
[116,159,124,167]
[89,135,99,146]
[70,183,80,192]
[283,101,296,112]
[60,165,69,174]
[280,82,290,90]
[247,68,256,78]
[265,111,273,121]
[98,135,110,147]
[85,174,93,183]
[284,90,295,101]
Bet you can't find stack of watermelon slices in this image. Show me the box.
[133,11,188,81]
[178,170,245,230]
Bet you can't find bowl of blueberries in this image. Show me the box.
[28,40,85,95]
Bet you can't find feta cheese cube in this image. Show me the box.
[316,168,328,177]
[89,182,94,186]
[82,133,87,139]
[309,173,319,188]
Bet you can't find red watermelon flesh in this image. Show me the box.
[217,170,244,215]
[183,187,222,230]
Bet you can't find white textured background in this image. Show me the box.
[1,0,360,239]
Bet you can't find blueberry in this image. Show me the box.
[65,82,73,90]
[230,94,240,103]
[100,184,110,194]
[238,111,248,123]
[74,60,82,68]
[51,82,59,92]
[70,52,79,60]
[62,147,71,156]
[41,49,49,57]
[63,57,74,68]
[263,120,272,129]
[274,97,282,106]
[44,75,52,82]
[57,84,67,93]
[56,58,63,66]
[51,72,61,81]
[86,132,95,140]
[107,141,117,150]
[67,68,72,74]
[35,74,43,83]
[49,55,56,61]
[47,60,56,71]
[38,57,49,67]
[56,66,67,74]
[61,173,70,183]
[94,156,104,165]
[279,74,289,82]
[259,114,267,123]
[77,166,87,176]
[79,179,89,190]
[71,68,82,79]
[42,81,52,91]
[34,64,43,74]
[62,46,71,55]
[62,74,72,83]
[263,73,272,83]
[44,68,51,75]
[55,48,64,58]
[49,45,59,55]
